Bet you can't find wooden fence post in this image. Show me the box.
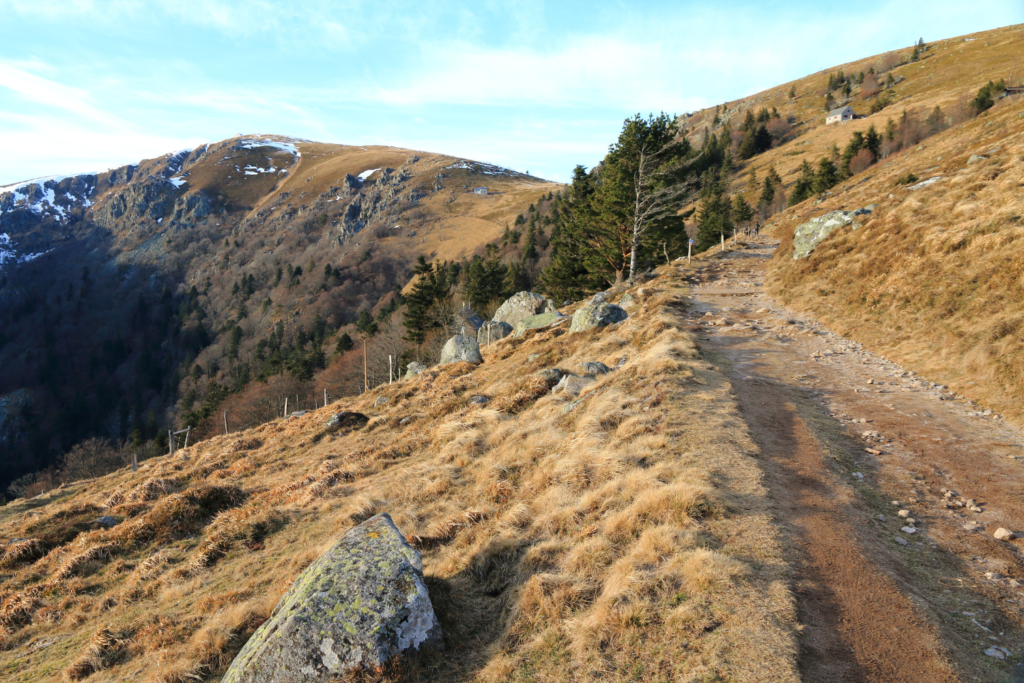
[389,355,393,384]
[131,453,138,472]
[168,430,174,456]
[284,397,288,417]
[324,388,327,406]
[223,411,228,435]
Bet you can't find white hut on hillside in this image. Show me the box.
[826,106,855,125]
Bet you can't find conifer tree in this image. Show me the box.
[813,157,839,194]
[788,160,816,206]
[864,124,882,160]
[732,193,753,226]
[696,172,733,251]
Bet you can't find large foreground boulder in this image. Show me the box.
[570,298,627,333]
[492,291,557,328]
[223,513,441,682]
[477,320,513,345]
[439,335,482,365]
[792,210,863,259]
[513,311,569,338]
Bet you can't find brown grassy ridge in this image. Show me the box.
[0,259,798,682]
[763,82,1024,424]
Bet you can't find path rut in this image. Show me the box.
[677,238,1024,682]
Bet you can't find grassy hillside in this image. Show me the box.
[0,266,799,683]
[680,24,1024,424]
[0,137,560,493]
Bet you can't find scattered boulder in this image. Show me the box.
[994,527,1015,541]
[535,368,565,385]
[477,321,512,345]
[92,516,119,529]
[374,396,390,407]
[792,210,862,259]
[552,374,595,398]
[325,411,370,433]
[439,335,482,365]
[492,292,557,328]
[968,154,986,164]
[984,646,1008,660]
[222,513,441,683]
[404,362,428,379]
[569,300,627,333]
[468,395,489,405]
[513,311,569,337]
[618,293,637,309]
[578,362,610,376]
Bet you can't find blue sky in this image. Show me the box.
[0,1,1020,185]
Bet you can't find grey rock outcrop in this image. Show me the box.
[492,291,557,328]
[404,362,428,379]
[552,374,595,397]
[792,210,862,260]
[374,396,390,407]
[325,411,369,433]
[578,361,611,376]
[94,177,178,228]
[170,191,212,225]
[618,293,637,309]
[569,298,627,333]
[439,335,482,365]
[535,368,565,385]
[513,311,569,338]
[477,321,512,345]
[222,513,441,683]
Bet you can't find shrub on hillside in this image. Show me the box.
[766,117,792,142]
[861,73,881,99]
[59,438,125,483]
[848,148,875,175]
[877,52,901,73]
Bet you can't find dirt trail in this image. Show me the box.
[678,238,1024,682]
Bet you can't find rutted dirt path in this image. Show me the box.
[676,238,1024,682]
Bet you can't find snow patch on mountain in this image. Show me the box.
[237,137,303,157]
[357,168,381,181]
[0,232,49,270]
[443,159,522,177]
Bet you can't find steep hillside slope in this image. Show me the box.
[0,273,799,683]
[678,23,1024,425]
[0,137,560,491]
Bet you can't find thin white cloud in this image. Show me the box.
[0,63,115,125]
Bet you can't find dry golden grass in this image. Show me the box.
[0,265,798,681]
[765,76,1024,423]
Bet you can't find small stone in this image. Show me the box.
[993,527,1015,541]
[969,505,983,513]
[527,353,540,362]
[898,509,911,519]
[468,395,489,405]
[895,537,909,546]
[963,521,982,532]
[552,374,596,398]
[983,646,1006,660]
[374,396,390,407]
[984,572,1003,582]
[866,379,874,384]
[901,526,917,534]
[92,516,119,528]
[905,518,916,526]
[877,515,886,522]
[852,472,864,478]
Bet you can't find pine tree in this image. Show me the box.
[864,124,882,160]
[789,85,797,99]
[812,157,839,194]
[759,175,776,208]
[841,131,865,177]
[788,160,816,206]
[719,150,734,181]
[732,193,753,225]
[696,172,733,252]
[746,168,759,195]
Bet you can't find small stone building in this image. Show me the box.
[473,187,488,195]
[826,106,855,125]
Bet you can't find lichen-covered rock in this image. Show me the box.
[552,374,595,397]
[569,300,627,333]
[374,396,390,407]
[404,362,428,379]
[222,513,441,683]
[492,291,557,328]
[792,210,862,259]
[513,311,569,337]
[439,335,482,365]
[325,411,369,433]
[477,321,512,345]
[578,361,611,376]
[535,368,565,385]
[618,293,637,309]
